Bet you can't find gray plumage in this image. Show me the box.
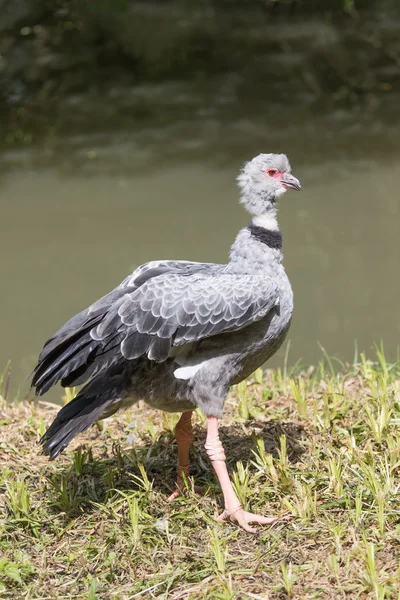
[31,153,300,459]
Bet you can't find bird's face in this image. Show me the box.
[237,153,301,216]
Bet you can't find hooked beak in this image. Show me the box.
[281,174,301,191]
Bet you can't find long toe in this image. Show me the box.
[216,508,287,533]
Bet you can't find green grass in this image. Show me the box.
[1,351,400,599]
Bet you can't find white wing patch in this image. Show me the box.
[173,363,205,380]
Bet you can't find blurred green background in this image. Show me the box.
[0,0,399,400]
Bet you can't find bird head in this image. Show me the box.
[237,153,301,216]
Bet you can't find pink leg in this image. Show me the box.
[205,416,282,533]
[168,411,202,501]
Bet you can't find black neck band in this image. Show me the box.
[247,224,282,249]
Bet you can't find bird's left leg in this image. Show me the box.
[205,416,281,533]
[168,411,202,501]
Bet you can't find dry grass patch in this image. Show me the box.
[0,351,400,599]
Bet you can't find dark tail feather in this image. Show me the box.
[34,340,96,395]
[35,312,103,371]
[41,364,127,459]
[31,315,103,394]
[60,339,122,387]
[31,286,138,396]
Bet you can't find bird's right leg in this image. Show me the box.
[168,411,202,501]
[205,416,282,533]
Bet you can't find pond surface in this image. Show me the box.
[1,91,400,402]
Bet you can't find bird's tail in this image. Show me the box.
[41,362,129,459]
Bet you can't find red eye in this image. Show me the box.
[266,168,278,176]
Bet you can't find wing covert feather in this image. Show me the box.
[32,259,225,394]
[91,271,279,362]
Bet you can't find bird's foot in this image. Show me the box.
[204,418,290,532]
[167,477,203,502]
[216,506,288,533]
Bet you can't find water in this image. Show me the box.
[1,94,400,402]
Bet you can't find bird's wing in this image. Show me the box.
[91,271,279,362]
[39,260,218,355]
[31,260,222,394]
[87,260,220,315]
[120,260,220,290]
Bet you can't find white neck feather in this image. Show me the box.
[252,212,279,231]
